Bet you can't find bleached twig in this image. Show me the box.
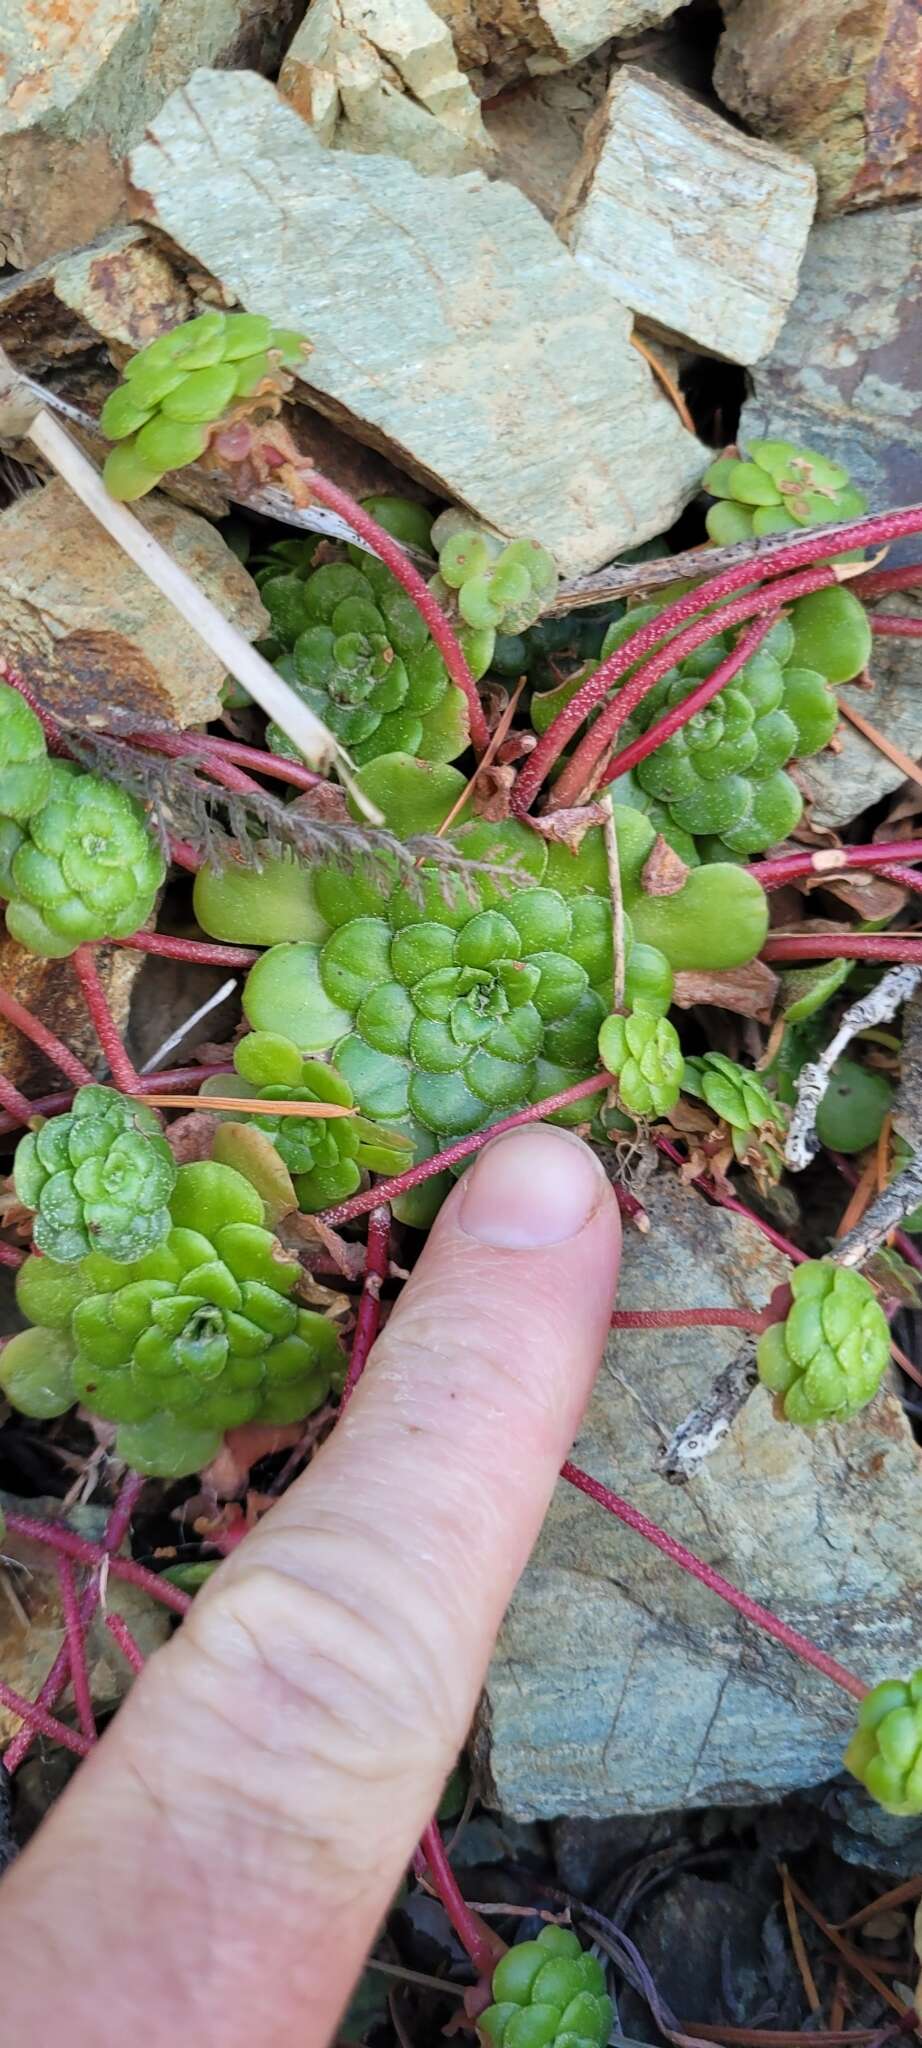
[785,963,922,1171]
[658,1341,759,1483]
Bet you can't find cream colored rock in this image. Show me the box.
[129,68,706,578]
[429,0,690,90]
[483,52,610,220]
[559,66,816,364]
[279,0,492,174]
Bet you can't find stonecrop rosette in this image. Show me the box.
[0,1163,343,1478]
[13,1085,176,1264]
[204,756,770,1144]
[0,759,165,956]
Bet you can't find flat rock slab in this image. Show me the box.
[740,207,922,569]
[478,1177,922,1819]
[129,68,706,578]
[0,475,266,731]
[279,0,492,176]
[559,66,816,365]
[715,0,922,217]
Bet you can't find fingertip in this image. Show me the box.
[457,1123,614,1251]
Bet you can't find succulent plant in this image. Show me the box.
[0,680,52,822]
[423,508,558,680]
[844,1671,922,1815]
[0,1163,343,1477]
[479,1925,613,2047]
[815,1058,894,1155]
[13,1085,176,1264]
[201,1030,413,1209]
[683,1052,787,1175]
[101,310,307,500]
[222,757,767,1143]
[0,759,165,957]
[756,1260,889,1425]
[598,1010,683,1118]
[260,558,469,766]
[703,439,867,545]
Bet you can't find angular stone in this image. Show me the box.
[0,0,307,270]
[0,228,194,371]
[740,208,922,561]
[715,0,922,218]
[483,51,610,221]
[0,939,143,1097]
[558,66,816,365]
[279,0,492,175]
[478,1177,922,1818]
[0,475,266,732]
[428,0,691,92]
[800,607,922,831]
[129,69,706,577]
[0,1493,170,1747]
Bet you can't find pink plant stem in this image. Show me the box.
[194,734,325,792]
[560,1461,869,1701]
[869,616,922,638]
[853,564,922,600]
[0,1678,92,1758]
[652,1130,807,1264]
[1,1512,192,1616]
[321,1073,608,1228]
[0,663,63,749]
[56,1555,97,1743]
[0,982,94,1088]
[0,1240,24,1269]
[113,930,260,968]
[104,1610,146,1675]
[419,1819,500,1977]
[762,935,922,965]
[875,864,922,895]
[341,1205,390,1407]
[597,613,780,791]
[71,946,141,1092]
[0,1071,33,1123]
[105,1468,147,1553]
[610,1307,766,1332]
[304,470,491,757]
[750,840,922,889]
[535,565,837,813]
[0,1064,234,1136]
[126,727,262,796]
[170,836,203,873]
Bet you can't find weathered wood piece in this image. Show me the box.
[715,0,922,218]
[129,68,706,577]
[558,66,816,365]
[279,0,492,175]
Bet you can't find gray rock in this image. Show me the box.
[129,68,707,578]
[278,0,493,175]
[479,1177,922,1819]
[740,208,922,562]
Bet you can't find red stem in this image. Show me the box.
[56,1555,97,1743]
[105,1468,147,1553]
[0,1677,92,1758]
[170,835,203,873]
[652,1131,807,1265]
[1,1512,192,1617]
[0,1063,234,1136]
[113,930,260,968]
[762,935,922,965]
[126,727,262,796]
[71,946,141,1092]
[539,565,837,813]
[193,734,325,792]
[852,564,922,600]
[419,1820,500,1978]
[597,613,780,791]
[561,1461,869,1700]
[610,1307,767,1331]
[0,1241,25,1269]
[320,1073,608,1227]
[868,616,922,638]
[750,840,922,889]
[0,1071,36,1123]
[0,982,94,1089]
[341,1206,391,1407]
[304,470,491,757]
[104,1610,146,1675]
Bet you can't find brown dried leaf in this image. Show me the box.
[288,781,351,825]
[666,1098,717,1136]
[472,763,516,821]
[641,833,689,897]
[672,958,779,1021]
[164,1110,221,1163]
[821,873,908,921]
[529,803,606,852]
[287,1210,366,1279]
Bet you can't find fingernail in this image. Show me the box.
[459,1124,607,1250]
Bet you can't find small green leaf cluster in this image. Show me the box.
[756,1260,889,1425]
[428,508,558,679]
[703,438,867,544]
[216,757,768,1147]
[101,311,307,500]
[13,1085,176,1263]
[683,1052,787,1175]
[844,1670,922,1815]
[0,714,165,957]
[202,1030,412,1209]
[598,1010,683,1117]
[258,555,469,766]
[479,1926,612,2047]
[0,1163,343,1478]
